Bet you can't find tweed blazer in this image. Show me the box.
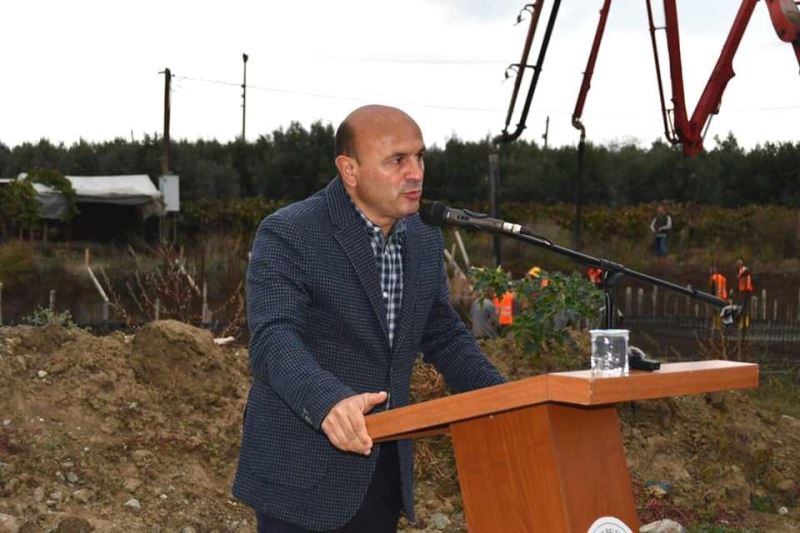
[232,177,504,530]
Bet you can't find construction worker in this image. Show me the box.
[527,265,550,288]
[708,266,728,300]
[492,291,515,330]
[736,259,754,329]
[587,267,604,288]
[708,266,728,329]
[649,203,672,258]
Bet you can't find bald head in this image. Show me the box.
[335,105,421,161]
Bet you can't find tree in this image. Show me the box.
[0,179,38,239]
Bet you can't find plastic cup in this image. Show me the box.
[589,329,629,377]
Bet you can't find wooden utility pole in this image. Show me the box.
[542,115,550,149]
[241,54,249,141]
[161,68,172,175]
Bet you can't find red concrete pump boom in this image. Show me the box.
[572,0,800,157]
[650,0,800,156]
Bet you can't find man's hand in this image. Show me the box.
[321,391,388,455]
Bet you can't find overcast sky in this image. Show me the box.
[2,0,798,151]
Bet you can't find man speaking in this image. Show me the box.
[232,104,505,532]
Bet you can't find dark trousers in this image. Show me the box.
[257,442,402,533]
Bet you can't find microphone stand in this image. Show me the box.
[501,230,727,369]
[505,229,726,325]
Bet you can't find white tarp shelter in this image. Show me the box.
[16,174,164,220]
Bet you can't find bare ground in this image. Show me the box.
[0,322,798,532]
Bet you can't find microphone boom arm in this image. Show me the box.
[498,230,727,310]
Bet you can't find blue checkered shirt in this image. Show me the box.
[355,208,404,347]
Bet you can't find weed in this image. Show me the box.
[21,307,77,329]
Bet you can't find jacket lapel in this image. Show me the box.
[392,222,420,353]
[327,179,390,346]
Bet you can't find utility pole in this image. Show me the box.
[241,53,249,141]
[160,68,172,175]
[542,115,549,149]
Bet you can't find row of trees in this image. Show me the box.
[1,124,799,207]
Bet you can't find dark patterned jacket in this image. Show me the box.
[232,177,504,530]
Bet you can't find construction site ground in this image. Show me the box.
[0,321,798,532]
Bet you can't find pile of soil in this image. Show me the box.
[0,322,798,532]
[0,321,252,532]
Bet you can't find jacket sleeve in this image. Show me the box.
[247,214,355,430]
[420,233,505,392]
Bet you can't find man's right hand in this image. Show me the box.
[321,391,388,455]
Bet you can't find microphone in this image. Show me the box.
[419,201,541,238]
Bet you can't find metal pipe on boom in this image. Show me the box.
[570,0,611,249]
[494,0,562,144]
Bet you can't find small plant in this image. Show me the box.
[471,265,604,353]
[22,307,78,329]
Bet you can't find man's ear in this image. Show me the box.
[335,155,358,187]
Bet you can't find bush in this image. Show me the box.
[0,241,35,286]
[471,265,604,353]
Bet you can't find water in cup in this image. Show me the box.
[590,329,629,377]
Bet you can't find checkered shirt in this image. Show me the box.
[355,208,405,347]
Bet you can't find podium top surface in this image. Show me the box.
[366,360,758,441]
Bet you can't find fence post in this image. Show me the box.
[154,298,160,321]
[761,289,767,321]
[625,287,632,315]
[652,286,658,317]
[751,296,758,322]
[49,290,56,312]
[773,300,779,322]
[694,303,699,318]
[637,288,643,316]
[202,281,211,324]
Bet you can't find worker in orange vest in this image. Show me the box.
[527,266,550,288]
[708,266,728,300]
[492,291,515,328]
[708,266,728,329]
[587,267,604,288]
[736,259,753,329]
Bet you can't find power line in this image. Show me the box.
[172,74,505,113]
[169,73,800,118]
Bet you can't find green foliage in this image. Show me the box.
[22,306,78,329]
[25,168,79,221]
[0,241,35,285]
[180,197,287,237]
[471,266,604,353]
[0,179,39,237]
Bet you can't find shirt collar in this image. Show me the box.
[349,199,406,241]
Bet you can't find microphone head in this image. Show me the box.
[419,201,447,227]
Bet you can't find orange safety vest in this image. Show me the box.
[709,273,728,300]
[737,265,753,293]
[587,267,603,287]
[492,292,515,326]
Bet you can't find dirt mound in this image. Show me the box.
[130,320,236,405]
[0,322,252,532]
[0,323,798,532]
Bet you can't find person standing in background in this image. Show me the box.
[649,203,672,258]
[736,259,754,330]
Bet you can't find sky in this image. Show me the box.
[2,0,798,152]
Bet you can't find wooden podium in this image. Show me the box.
[366,360,758,532]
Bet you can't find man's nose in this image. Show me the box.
[405,158,423,181]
